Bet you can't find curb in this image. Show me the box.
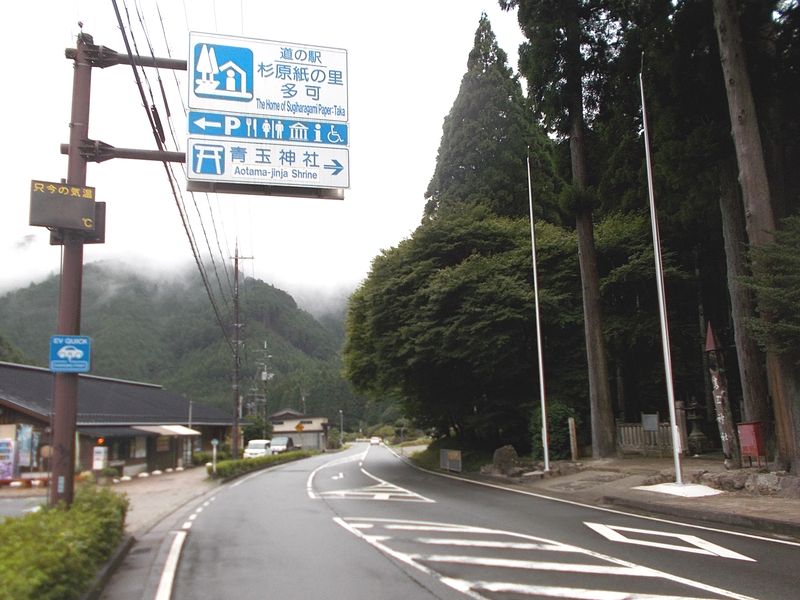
[390,447,800,541]
[602,493,800,540]
[80,534,136,600]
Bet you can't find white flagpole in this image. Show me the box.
[527,151,549,472]
[640,66,683,485]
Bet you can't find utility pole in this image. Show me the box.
[46,27,186,506]
[231,243,252,459]
[50,31,92,508]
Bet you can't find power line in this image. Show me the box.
[112,0,234,354]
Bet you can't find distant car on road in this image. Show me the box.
[269,436,295,454]
[370,436,381,445]
[243,439,271,459]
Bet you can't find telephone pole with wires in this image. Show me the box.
[231,243,253,459]
[47,26,190,507]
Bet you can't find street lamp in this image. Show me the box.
[339,410,344,448]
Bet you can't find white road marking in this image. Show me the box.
[154,530,187,600]
[306,450,367,498]
[416,538,580,552]
[313,463,434,502]
[336,517,756,600]
[412,553,657,576]
[585,522,755,561]
[451,579,714,599]
[387,446,800,548]
[181,521,192,530]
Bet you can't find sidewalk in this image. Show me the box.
[465,453,800,541]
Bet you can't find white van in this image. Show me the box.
[243,439,271,459]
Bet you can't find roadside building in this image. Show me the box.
[0,361,231,482]
[269,408,329,451]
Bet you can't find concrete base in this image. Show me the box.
[634,482,723,497]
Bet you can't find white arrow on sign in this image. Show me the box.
[585,522,755,561]
[192,116,223,130]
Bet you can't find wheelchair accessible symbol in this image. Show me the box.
[194,42,253,102]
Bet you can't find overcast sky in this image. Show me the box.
[1,0,524,306]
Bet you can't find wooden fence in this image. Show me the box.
[616,421,673,456]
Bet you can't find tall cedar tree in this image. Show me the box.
[502,0,616,456]
[713,0,799,469]
[424,13,557,220]
[345,16,567,450]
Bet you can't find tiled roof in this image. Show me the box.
[0,362,230,426]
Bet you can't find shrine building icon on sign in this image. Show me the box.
[194,42,253,102]
[192,143,225,176]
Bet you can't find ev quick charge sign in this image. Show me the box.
[49,335,91,373]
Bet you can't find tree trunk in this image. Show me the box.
[567,14,615,458]
[713,0,798,469]
[718,160,771,426]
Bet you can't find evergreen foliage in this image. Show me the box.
[746,215,800,357]
[0,332,28,364]
[424,13,559,220]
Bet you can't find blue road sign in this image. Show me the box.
[189,33,348,123]
[189,111,348,146]
[193,42,254,103]
[49,335,91,373]
[187,138,349,189]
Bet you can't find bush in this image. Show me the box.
[530,401,580,461]
[193,449,231,465]
[0,486,129,600]
[207,449,316,479]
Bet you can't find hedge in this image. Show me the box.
[0,486,128,600]
[208,449,315,479]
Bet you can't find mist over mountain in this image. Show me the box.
[0,261,367,425]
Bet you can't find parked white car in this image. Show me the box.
[269,436,296,453]
[243,439,271,459]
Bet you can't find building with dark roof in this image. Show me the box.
[0,361,231,481]
[269,407,329,451]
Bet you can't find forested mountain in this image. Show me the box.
[0,332,28,364]
[0,262,368,430]
[345,4,800,465]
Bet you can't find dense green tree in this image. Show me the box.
[424,13,559,220]
[344,206,587,451]
[712,0,799,469]
[746,215,800,357]
[0,332,29,364]
[502,0,618,456]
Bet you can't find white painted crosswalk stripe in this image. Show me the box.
[335,517,756,600]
